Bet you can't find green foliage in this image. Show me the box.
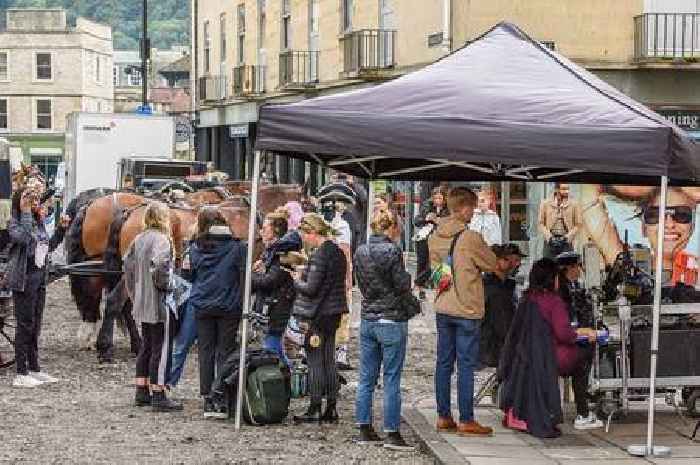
[1,0,190,49]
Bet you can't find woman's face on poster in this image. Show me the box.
[643,188,695,265]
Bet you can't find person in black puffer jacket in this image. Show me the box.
[252,210,302,369]
[291,213,348,424]
[352,208,415,451]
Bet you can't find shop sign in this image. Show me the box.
[229,124,249,138]
[175,118,191,143]
[656,109,700,131]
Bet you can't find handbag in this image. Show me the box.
[367,249,421,321]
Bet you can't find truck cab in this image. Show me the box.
[118,157,207,194]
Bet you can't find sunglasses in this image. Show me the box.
[643,206,694,225]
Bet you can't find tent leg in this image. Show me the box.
[234,149,261,431]
[628,175,668,457]
[366,180,374,244]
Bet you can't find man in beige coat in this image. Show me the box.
[429,187,498,436]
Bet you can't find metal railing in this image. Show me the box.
[279,50,319,87]
[198,75,229,101]
[233,65,266,96]
[341,29,396,74]
[634,13,700,60]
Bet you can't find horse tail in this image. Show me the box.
[103,206,130,289]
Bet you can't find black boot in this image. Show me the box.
[151,390,183,412]
[134,386,151,407]
[383,432,415,452]
[293,401,322,424]
[353,424,382,444]
[321,400,339,424]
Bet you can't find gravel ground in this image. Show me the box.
[0,278,439,465]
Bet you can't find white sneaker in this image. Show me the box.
[12,374,44,388]
[29,371,59,384]
[574,412,604,430]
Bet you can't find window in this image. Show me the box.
[237,4,246,64]
[0,99,7,130]
[95,55,101,83]
[35,53,52,80]
[203,20,211,73]
[113,65,119,86]
[220,14,227,62]
[341,0,353,33]
[0,52,8,81]
[281,0,291,49]
[36,99,52,130]
[258,1,266,53]
[128,70,142,86]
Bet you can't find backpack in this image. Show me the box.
[430,229,465,300]
[224,349,291,425]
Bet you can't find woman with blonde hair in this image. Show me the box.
[123,202,181,411]
[353,208,414,450]
[291,213,348,424]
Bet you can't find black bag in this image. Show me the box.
[368,250,421,321]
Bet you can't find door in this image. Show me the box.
[308,0,320,81]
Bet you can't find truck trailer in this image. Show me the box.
[63,113,175,203]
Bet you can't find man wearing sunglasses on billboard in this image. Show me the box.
[641,188,696,273]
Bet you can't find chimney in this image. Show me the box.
[6,9,67,32]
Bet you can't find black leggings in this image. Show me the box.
[415,239,431,288]
[307,331,338,403]
[572,346,593,417]
[135,314,174,386]
[13,270,46,375]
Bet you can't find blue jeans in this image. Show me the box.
[435,313,480,423]
[264,332,290,369]
[167,302,197,386]
[356,319,408,432]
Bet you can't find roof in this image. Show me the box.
[149,87,191,113]
[159,55,191,74]
[256,22,700,185]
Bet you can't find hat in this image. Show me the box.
[556,251,581,266]
[494,243,527,258]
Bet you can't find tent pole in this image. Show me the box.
[366,180,374,245]
[234,149,261,431]
[646,174,667,454]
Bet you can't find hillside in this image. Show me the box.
[0,0,190,50]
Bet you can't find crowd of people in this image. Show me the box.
[6,174,604,445]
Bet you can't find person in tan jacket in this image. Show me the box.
[428,187,498,437]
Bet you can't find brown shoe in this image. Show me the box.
[436,416,458,433]
[457,420,494,436]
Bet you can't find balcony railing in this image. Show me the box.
[198,75,229,101]
[233,65,266,96]
[279,50,319,88]
[341,29,396,75]
[634,13,700,60]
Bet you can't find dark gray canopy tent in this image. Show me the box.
[256,22,700,185]
[236,22,700,456]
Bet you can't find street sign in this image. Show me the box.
[136,105,153,115]
[230,124,249,138]
[175,119,191,143]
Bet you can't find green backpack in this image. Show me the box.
[242,355,290,425]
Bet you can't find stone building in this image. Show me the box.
[0,9,113,181]
[193,0,700,248]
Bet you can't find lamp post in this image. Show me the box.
[141,0,150,107]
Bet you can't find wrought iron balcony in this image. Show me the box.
[233,65,266,96]
[341,29,396,76]
[198,75,229,101]
[634,13,700,61]
[279,50,319,88]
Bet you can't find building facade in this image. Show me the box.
[0,9,113,182]
[194,0,700,249]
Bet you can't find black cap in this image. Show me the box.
[556,251,581,266]
[493,243,527,258]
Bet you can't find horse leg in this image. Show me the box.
[96,279,127,363]
[71,276,102,351]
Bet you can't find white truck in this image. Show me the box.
[63,112,175,203]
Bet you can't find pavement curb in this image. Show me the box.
[403,408,469,465]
